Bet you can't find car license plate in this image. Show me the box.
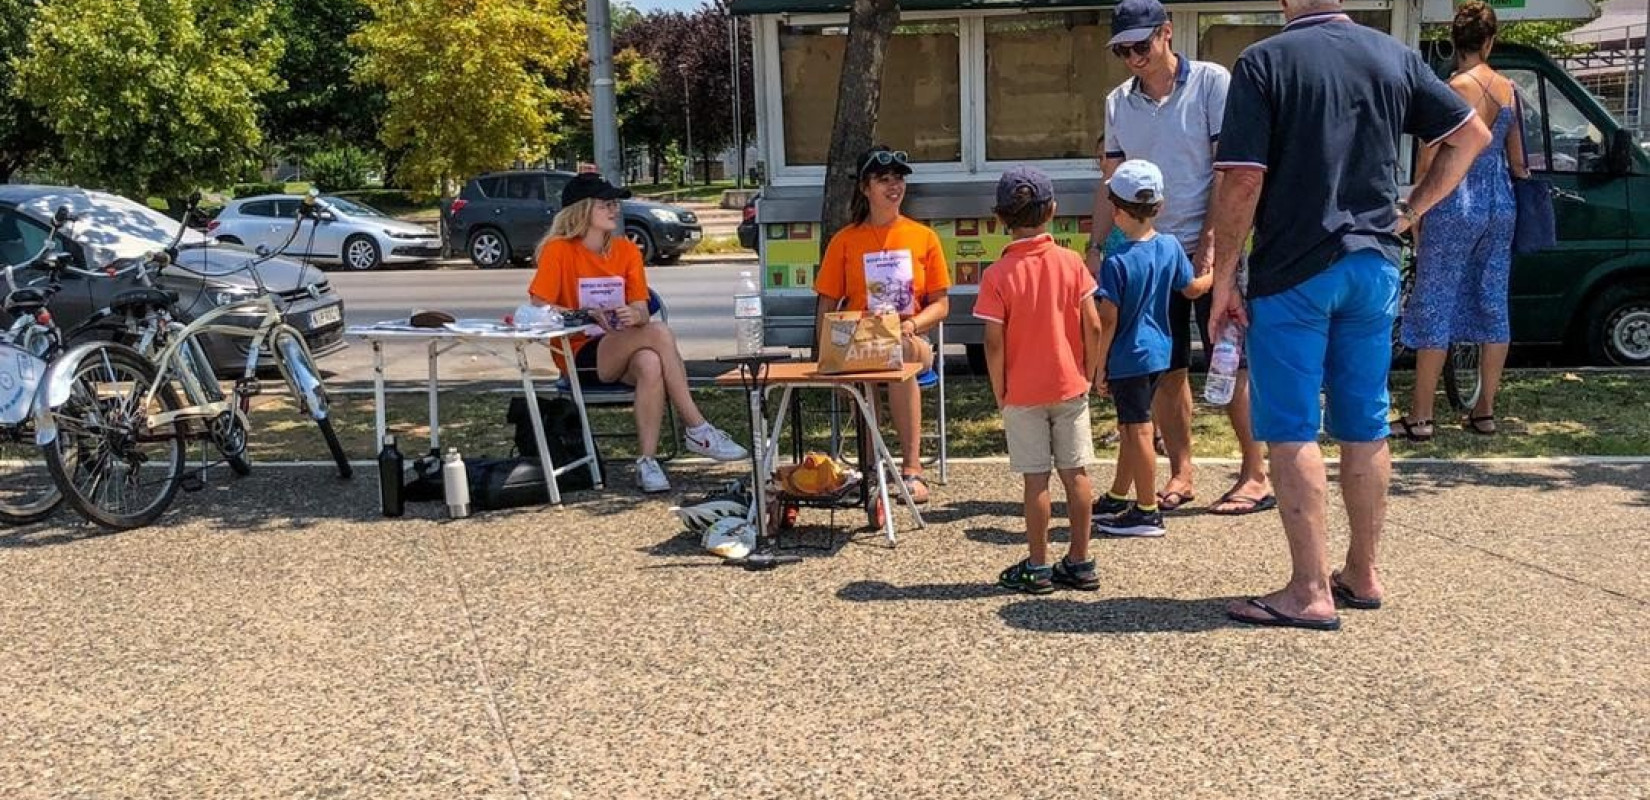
[310,305,342,328]
[689,230,702,241]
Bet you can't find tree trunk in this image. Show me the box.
[819,0,900,257]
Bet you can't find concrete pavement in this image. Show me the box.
[1,461,1644,798]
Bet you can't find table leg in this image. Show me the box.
[844,382,925,543]
[557,337,603,489]
[371,340,386,449]
[426,339,441,455]
[516,342,560,506]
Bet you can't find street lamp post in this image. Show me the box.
[729,16,745,189]
[681,63,694,186]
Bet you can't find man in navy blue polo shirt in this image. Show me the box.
[1208,0,1490,630]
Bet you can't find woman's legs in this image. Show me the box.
[888,379,923,475]
[1473,342,1509,420]
[593,321,709,429]
[624,349,665,458]
[1405,348,1448,431]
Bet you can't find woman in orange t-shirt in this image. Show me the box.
[814,147,952,504]
[528,174,746,494]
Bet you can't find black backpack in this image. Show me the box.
[401,396,600,509]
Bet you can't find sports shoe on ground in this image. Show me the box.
[1091,494,1129,520]
[684,425,749,461]
[636,457,671,493]
[1051,557,1100,591]
[1095,505,1166,538]
[997,559,1054,595]
[702,517,756,559]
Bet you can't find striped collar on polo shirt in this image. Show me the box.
[1283,10,1353,30]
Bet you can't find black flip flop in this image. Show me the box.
[1331,572,1383,610]
[1226,598,1341,631]
[1156,490,1195,511]
[1464,414,1497,436]
[1207,492,1276,516]
[1390,417,1434,442]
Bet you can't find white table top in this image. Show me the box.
[347,321,579,342]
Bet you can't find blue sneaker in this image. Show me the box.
[1050,556,1100,591]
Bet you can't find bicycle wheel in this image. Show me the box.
[1390,257,1417,367]
[41,345,187,530]
[0,420,61,525]
[1443,343,1483,412]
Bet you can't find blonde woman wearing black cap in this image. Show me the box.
[529,173,747,494]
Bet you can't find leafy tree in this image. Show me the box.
[0,0,50,182]
[263,0,386,154]
[14,0,283,200]
[352,0,584,196]
[618,1,755,183]
[1421,19,1593,60]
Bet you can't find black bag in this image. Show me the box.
[507,395,598,470]
[400,396,599,510]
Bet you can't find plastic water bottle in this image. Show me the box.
[442,447,470,519]
[1203,323,1245,406]
[378,434,405,518]
[734,271,764,355]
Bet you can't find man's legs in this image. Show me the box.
[1195,294,1272,511]
[1154,292,1197,504]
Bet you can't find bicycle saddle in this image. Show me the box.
[410,309,456,328]
[109,287,179,314]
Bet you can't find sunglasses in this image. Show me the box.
[860,150,909,177]
[1110,29,1159,59]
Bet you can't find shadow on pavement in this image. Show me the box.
[1388,462,1650,507]
[836,580,1013,603]
[916,500,1025,525]
[998,596,1246,635]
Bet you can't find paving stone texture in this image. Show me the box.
[1,461,1645,799]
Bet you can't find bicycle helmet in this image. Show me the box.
[701,516,756,560]
[669,494,750,533]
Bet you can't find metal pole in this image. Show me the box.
[1640,9,1650,137]
[730,16,745,189]
[681,64,694,185]
[587,0,622,180]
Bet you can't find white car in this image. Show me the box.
[209,194,443,271]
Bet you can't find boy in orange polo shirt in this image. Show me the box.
[974,167,1105,594]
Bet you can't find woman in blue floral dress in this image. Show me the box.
[1393,2,1530,440]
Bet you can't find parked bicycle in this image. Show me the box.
[0,207,79,524]
[34,192,351,530]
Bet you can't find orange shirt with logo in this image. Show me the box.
[971,234,1098,407]
[815,215,951,314]
[528,236,649,371]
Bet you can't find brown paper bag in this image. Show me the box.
[817,311,903,375]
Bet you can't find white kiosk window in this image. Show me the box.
[1197,10,1391,69]
[778,19,961,166]
[983,12,1126,161]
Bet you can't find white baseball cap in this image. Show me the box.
[1107,159,1165,204]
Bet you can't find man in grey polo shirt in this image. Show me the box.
[1086,0,1272,521]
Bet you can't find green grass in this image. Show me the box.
[242,370,1650,463]
[690,234,746,256]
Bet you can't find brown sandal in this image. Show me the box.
[1390,417,1434,442]
[1464,415,1497,435]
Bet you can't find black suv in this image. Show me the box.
[443,170,702,268]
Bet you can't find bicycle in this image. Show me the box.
[34,192,351,530]
[1394,248,1482,413]
[0,207,80,524]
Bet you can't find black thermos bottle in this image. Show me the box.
[378,434,404,517]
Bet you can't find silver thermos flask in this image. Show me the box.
[441,447,470,518]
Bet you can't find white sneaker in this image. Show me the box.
[636,457,671,493]
[684,425,748,462]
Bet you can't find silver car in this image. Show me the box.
[210,194,443,271]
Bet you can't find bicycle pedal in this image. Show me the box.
[235,379,263,397]
[179,473,206,493]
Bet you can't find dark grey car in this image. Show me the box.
[0,186,346,376]
[442,170,702,267]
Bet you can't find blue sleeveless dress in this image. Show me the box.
[1401,105,1516,349]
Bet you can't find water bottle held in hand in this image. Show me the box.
[734,271,764,355]
[1203,323,1245,406]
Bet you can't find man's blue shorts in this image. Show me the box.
[1246,250,1400,443]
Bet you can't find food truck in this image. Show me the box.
[731,0,1650,368]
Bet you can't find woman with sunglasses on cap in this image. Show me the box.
[529,173,748,495]
[814,146,951,504]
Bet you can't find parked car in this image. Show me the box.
[737,193,759,250]
[209,194,442,271]
[442,170,702,268]
[0,186,346,375]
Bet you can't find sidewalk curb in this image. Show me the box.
[241,455,1650,468]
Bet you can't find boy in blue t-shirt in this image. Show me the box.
[1094,160,1211,537]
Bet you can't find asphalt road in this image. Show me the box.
[324,261,759,383]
